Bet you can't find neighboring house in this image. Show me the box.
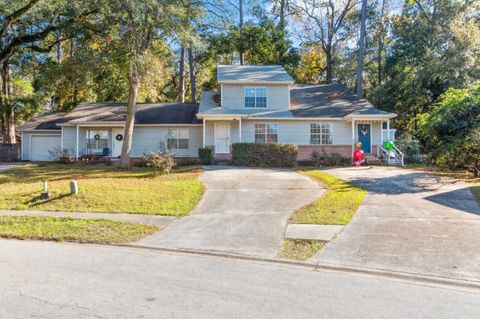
[18,65,397,162]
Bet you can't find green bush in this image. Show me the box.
[231,143,298,167]
[310,149,349,167]
[395,133,424,164]
[143,151,175,175]
[198,147,214,165]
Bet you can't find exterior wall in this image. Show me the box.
[21,131,62,161]
[241,120,352,145]
[130,126,202,158]
[62,126,77,155]
[222,84,289,110]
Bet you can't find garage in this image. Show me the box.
[30,135,61,161]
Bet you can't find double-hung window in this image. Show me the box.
[255,123,278,143]
[310,123,332,145]
[167,128,189,150]
[86,130,109,150]
[245,87,267,107]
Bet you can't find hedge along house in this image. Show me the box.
[198,65,398,162]
[18,103,201,161]
[18,64,398,163]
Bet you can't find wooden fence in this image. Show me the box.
[0,143,20,162]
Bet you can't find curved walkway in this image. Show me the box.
[136,166,324,257]
[310,166,480,282]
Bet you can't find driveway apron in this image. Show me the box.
[310,167,480,282]
[136,166,324,257]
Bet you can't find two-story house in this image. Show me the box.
[198,65,397,161]
[18,65,397,162]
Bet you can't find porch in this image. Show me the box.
[63,126,125,160]
[201,116,244,157]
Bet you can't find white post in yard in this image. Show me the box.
[75,125,79,159]
[202,118,206,148]
[239,117,242,143]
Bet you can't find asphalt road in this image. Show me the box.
[1,240,479,319]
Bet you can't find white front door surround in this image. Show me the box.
[214,122,231,154]
[112,128,124,157]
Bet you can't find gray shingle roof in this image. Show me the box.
[18,102,200,131]
[290,84,395,118]
[198,84,395,119]
[217,65,294,83]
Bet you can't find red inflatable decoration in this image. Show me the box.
[353,149,364,161]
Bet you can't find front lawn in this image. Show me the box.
[0,164,204,215]
[289,169,367,225]
[0,215,158,243]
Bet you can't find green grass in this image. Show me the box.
[0,164,204,215]
[289,169,367,225]
[471,184,480,206]
[277,239,325,261]
[0,215,158,243]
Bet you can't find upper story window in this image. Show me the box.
[167,128,189,150]
[245,87,267,108]
[310,123,333,145]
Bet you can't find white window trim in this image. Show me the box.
[310,123,333,145]
[86,129,109,150]
[244,87,267,108]
[166,128,190,150]
[254,122,278,143]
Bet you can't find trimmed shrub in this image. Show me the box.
[143,151,175,175]
[198,147,214,165]
[231,143,298,167]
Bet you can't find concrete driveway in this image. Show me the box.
[137,166,324,257]
[310,166,480,282]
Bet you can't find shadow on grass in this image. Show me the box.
[24,193,73,207]
[0,164,200,185]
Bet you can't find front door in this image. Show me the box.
[112,128,124,157]
[214,122,230,154]
[357,123,371,153]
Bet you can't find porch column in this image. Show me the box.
[351,119,355,162]
[239,117,242,143]
[380,121,384,146]
[75,125,79,159]
[202,118,206,148]
[387,119,390,141]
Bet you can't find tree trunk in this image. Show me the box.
[279,0,286,28]
[0,63,15,144]
[377,0,386,85]
[119,61,140,169]
[325,48,333,84]
[188,42,196,103]
[179,45,185,103]
[239,0,244,65]
[356,0,367,97]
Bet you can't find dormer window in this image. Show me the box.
[245,87,267,107]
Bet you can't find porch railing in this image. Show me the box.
[377,144,404,166]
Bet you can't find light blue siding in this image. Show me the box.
[222,84,290,110]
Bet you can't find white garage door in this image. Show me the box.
[31,135,61,161]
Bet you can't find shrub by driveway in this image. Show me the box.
[0,164,204,215]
